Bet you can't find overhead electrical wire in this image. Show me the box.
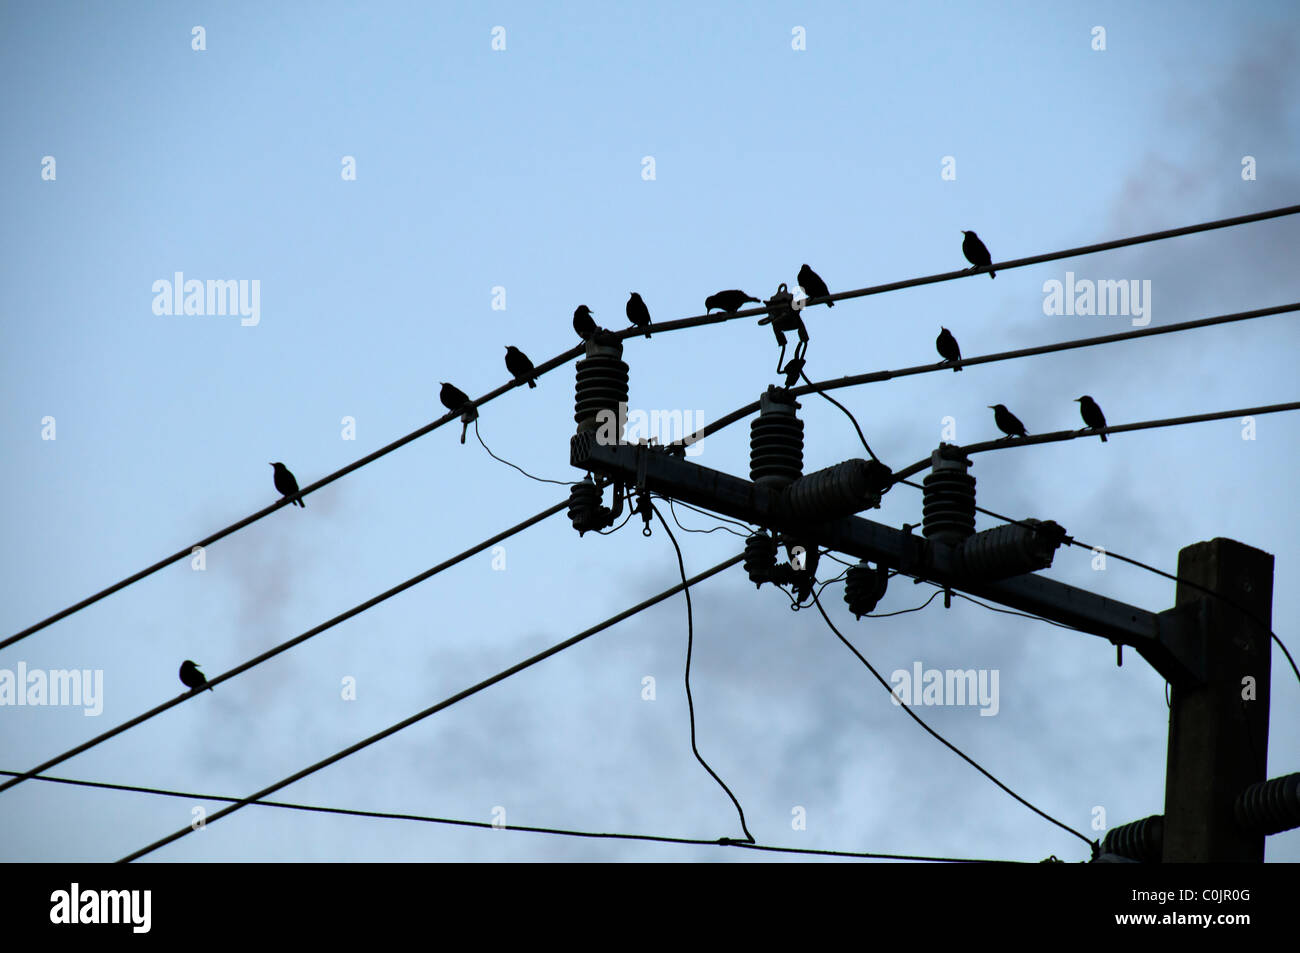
[11,209,1297,649]
[0,770,1006,863]
[116,554,745,862]
[0,498,573,796]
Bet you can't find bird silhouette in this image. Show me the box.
[504,346,537,388]
[179,660,212,693]
[962,231,995,278]
[989,403,1027,438]
[1076,395,1108,441]
[573,305,597,340]
[936,327,962,371]
[704,290,761,314]
[270,462,305,507]
[626,293,652,338]
[797,264,834,307]
[440,382,477,443]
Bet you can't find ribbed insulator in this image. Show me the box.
[1101,815,1163,863]
[958,519,1065,580]
[922,449,975,545]
[744,532,778,588]
[750,390,803,488]
[843,561,889,619]
[567,478,604,535]
[786,460,884,520]
[574,340,629,435]
[1235,773,1300,835]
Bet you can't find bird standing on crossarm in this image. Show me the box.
[270,462,305,507]
[797,264,834,307]
[573,305,597,340]
[962,231,995,278]
[936,327,962,371]
[1076,395,1108,441]
[988,403,1027,438]
[504,346,537,388]
[626,293,652,339]
[179,660,213,693]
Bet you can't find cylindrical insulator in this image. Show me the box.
[567,478,604,535]
[1235,773,1300,835]
[574,339,629,436]
[843,561,889,619]
[922,447,976,545]
[744,532,777,588]
[750,388,803,488]
[786,460,883,520]
[958,518,1065,580]
[1100,815,1163,863]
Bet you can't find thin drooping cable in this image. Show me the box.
[0,499,570,796]
[651,504,755,844]
[949,590,1089,633]
[800,369,881,464]
[670,301,1300,451]
[474,419,577,486]
[118,554,744,862]
[667,498,750,539]
[2,769,1003,863]
[670,499,755,534]
[812,594,1097,853]
[14,219,1297,651]
[864,589,944,618]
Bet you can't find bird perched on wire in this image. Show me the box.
[1076,395,1108,441]
[704,290,761,314]
[961,231,995,278]
[626,293,652,339]
[179,660,213,693]
[504,346,537,389]
[573,305,597,340]
[270,462,305,507]
[440,382,477,443]
[797,264,834,307]
[988,403,1027,438]
[935,327,962,371]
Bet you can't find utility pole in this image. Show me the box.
[1162,538,1273,862]
[565,340,1294,861]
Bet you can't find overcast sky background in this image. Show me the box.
[2,1,1297,862]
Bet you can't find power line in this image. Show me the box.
[117,554,745,862]
[0,499,570,796]
[12,213,1296,650]
[652,504,755,843]
[890,401,1300,482]
[811,594,1098,853]
[671,301,1300,450]
[1,769,1004,863]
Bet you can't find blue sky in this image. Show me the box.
[2,0,1298,862]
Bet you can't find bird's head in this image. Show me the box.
[987,404,1002,411]
[270,462,281,469]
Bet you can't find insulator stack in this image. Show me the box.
[1100,815,1163,863]
[785,460,888,520]
[574,338,629,436]
[744,532,778,588]
[843,561,889,619]
[750,386,803,489]
[1235,773,1300,835]
[567,477,608,536]
[922,446,976,545]
[958,518,1066,580]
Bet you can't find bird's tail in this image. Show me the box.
[1100,433,1107,443]
[644,326,651,339]
[527,378,537,389]
[989,270,996,279]
[953,364,962,372]
[207,684,214,692]
[297,496,306,508]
